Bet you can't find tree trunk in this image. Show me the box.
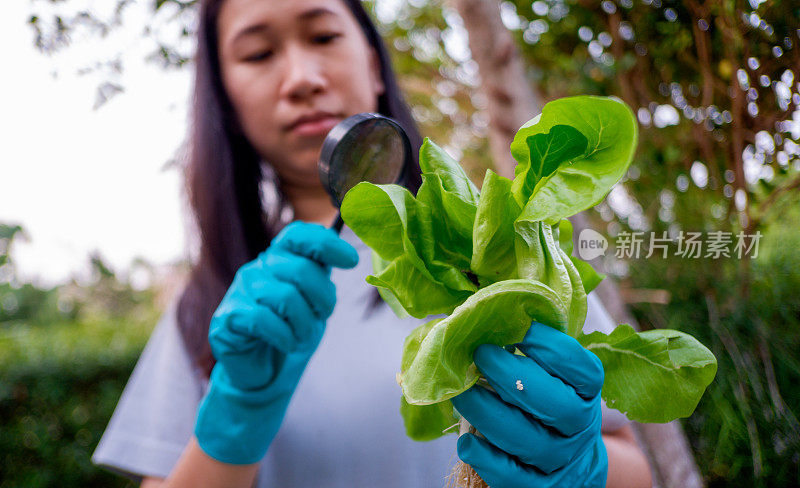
[446,0,541,179]
[448,1,705,486]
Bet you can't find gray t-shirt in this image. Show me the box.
[92,226,627,486]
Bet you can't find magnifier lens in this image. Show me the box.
[319,113,411,233]
[326,118,405,206]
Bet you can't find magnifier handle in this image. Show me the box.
[332,212,345,234]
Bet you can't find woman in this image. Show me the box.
[93,0,653,486]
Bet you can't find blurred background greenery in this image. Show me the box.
[5,0,799,487]
[1,224,160,487]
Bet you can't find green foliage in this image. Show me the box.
[399,395,457,442]
[342,139,480,319]
[1,224,156,328]
[513,220,586,337]
[471,169,520,285]
[0,313,157,488]
[344,96,716,441]
[579,324,717,423]
[490,2,800,483]
[556,220,605,294]
[620,206,800,487]
[512,124,587,205]
[0,222,163,487]
[511,96,638,224]
[400,280,569,405]
[0,223,57,325]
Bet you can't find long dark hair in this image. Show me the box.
[178,0,423,377]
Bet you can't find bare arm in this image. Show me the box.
[142,429,651,488]
[603,425,653,488]
[140,437,259,488]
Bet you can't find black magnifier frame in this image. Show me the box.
[318,112,412,233]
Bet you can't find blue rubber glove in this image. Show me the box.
[194,221,359,464]
[451,322,608,487]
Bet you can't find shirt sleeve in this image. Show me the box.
[91,301,205,481]
[583,291,630,433]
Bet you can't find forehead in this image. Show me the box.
[218,0,353,38]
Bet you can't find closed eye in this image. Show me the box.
[242,33,340,62]
[244,50,273,62]
[313,33,341,44]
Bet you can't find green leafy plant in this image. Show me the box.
[341,95,717,441]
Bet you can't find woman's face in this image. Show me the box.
[216,0,385,189]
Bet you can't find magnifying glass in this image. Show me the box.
[318,113,412,233]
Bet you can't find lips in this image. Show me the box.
[287,111,341,136]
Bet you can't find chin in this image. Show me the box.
[278,161,324,188]
[266,146,322,180]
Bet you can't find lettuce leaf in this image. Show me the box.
[399,396,458,441]
[398,280,569,405]
[471,169,521,286]
[512,96,638,224]
[341,95,716,439]
[514,220,587,338]
[342,182,473,318]
[579,324,718,423]
[557,219,605,294]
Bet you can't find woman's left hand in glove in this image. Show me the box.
[451,321,608,488]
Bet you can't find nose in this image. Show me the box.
[280,43,327,101]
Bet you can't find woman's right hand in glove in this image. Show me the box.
[194,221,359,464]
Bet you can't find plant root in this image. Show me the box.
[445,417,490,488]
[445,460,489,488]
